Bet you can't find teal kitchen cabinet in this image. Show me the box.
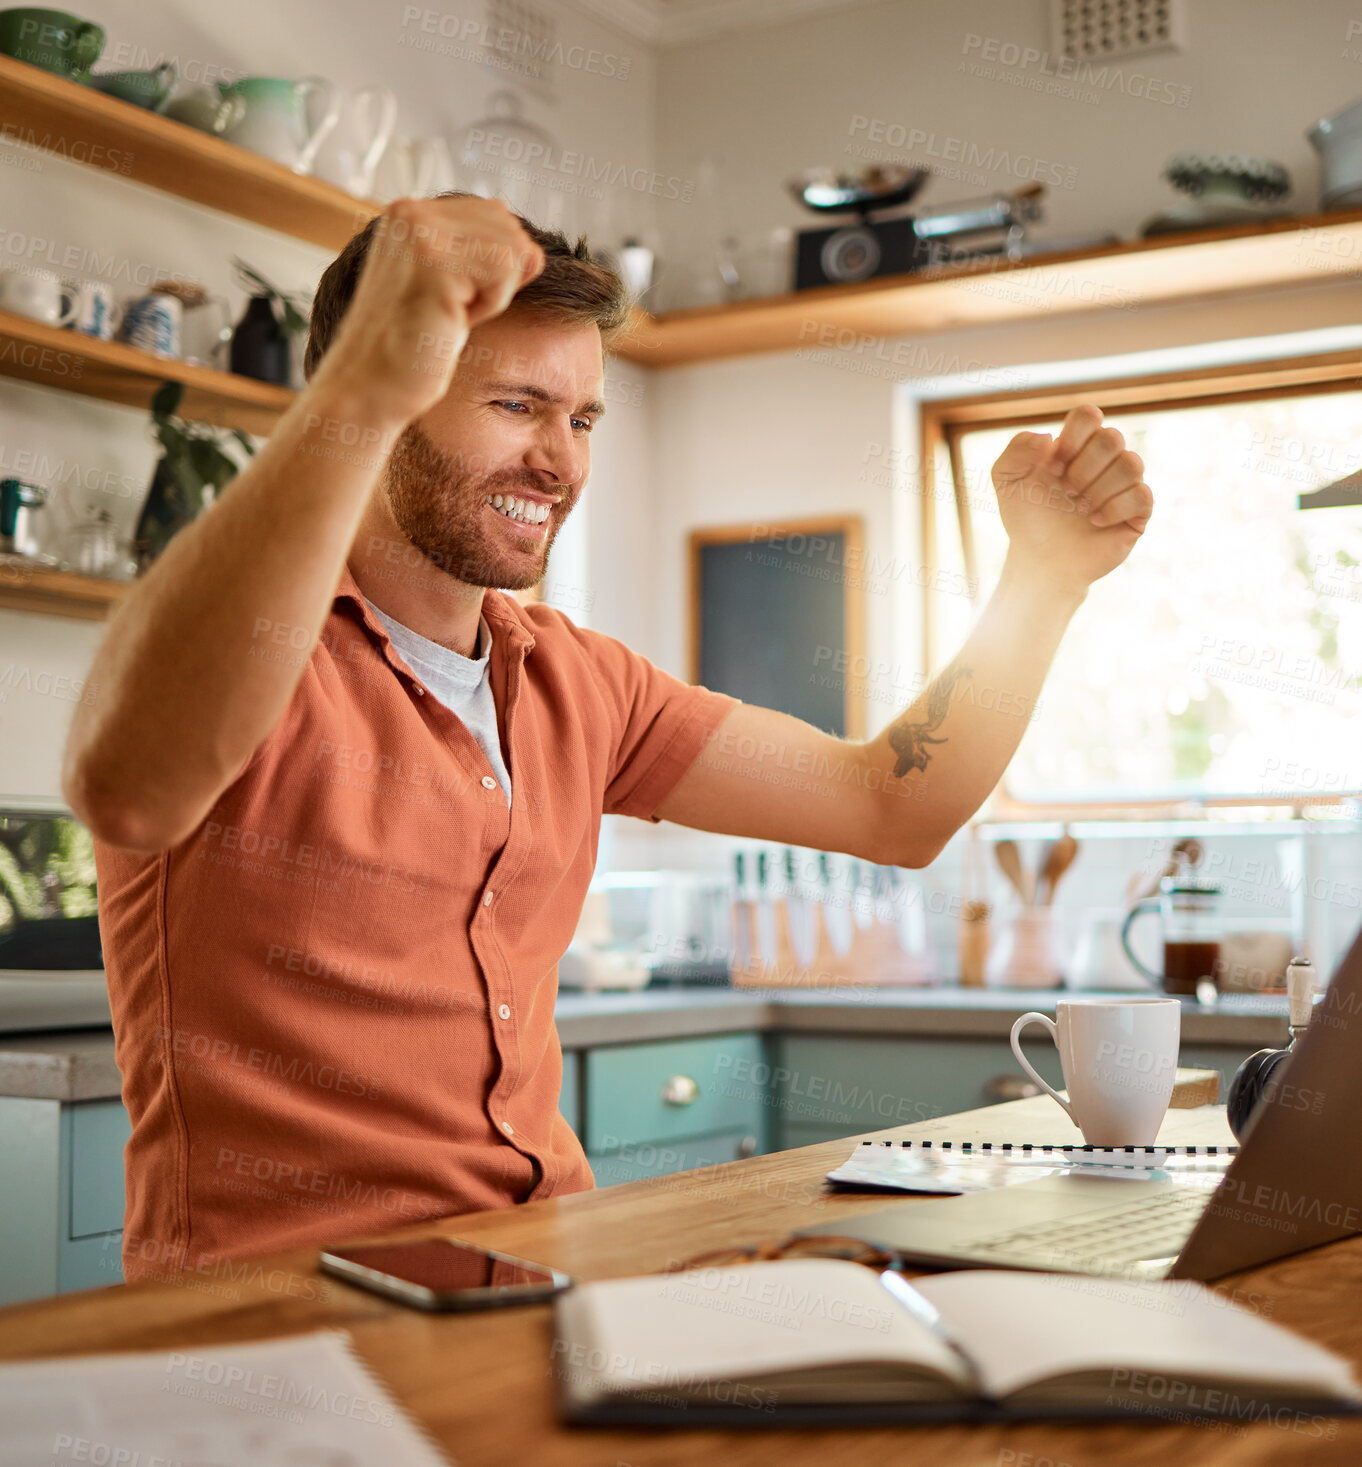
[559,1048,580,1133]
[0,1096,130,1306]
[768,1034,1260,1151]
[589,1131,760,1188]
[583,1031,769,1185]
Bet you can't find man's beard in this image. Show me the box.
[383,423,571,591]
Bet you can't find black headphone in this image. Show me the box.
[1226,958,1314,1140]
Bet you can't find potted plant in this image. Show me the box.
[133,381,255,570]
[230,257,311,386]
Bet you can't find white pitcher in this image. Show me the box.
[310,85,397,199]
[221,76,340,175]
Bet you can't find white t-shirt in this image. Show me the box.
[369,603,512,806]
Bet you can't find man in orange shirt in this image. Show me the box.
[64,195,1152,1282]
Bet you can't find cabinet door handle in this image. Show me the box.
[734,1135,758,1160]
[985,1073,1042,1102]
[660,1074,699,1107]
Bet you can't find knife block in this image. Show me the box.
[730,893,928,988]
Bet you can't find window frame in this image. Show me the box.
[920,345,1362,820]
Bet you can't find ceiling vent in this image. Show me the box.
[484,0,558,101]
[1051,0,1187,61]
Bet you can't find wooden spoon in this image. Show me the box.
[994,839,1031,904]
[1038,832,1079,905]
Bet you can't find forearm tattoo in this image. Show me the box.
[887,661,973,776]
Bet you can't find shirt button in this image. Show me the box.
[501,1120,514,1135]
[483,890,494,907]
[498,1003,511,1020]
[481,775,497,790]
[413,685,426,696]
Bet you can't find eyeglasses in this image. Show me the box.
[666,1234,903,1274]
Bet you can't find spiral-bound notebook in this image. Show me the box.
[826,1139,1238,1196]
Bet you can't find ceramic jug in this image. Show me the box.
[220,76,339,174]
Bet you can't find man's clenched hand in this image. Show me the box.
[308,194,545,431]
[991,403,1154,595]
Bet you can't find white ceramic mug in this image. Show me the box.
[66,278,121,339]
[1009,997,1181,1145]
[0,267,77,326]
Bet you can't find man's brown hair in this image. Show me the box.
[303,191,631,381]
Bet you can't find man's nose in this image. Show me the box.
[526,421,587,489]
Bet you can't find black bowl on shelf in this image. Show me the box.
[786,165,930,217]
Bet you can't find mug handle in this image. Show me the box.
[1120,898,1163,984]
[355,86,398,187]
[73,22,104,70]
[218,92,248,135]
[152,61,178,106]
[1008,1012,1078,1126]
[57,286,79,329]
[295,76,341,175]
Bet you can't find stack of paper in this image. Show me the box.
[0,1330,449,1467]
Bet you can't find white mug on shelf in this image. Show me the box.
[1009,997,1181,1146]
[0,268,78,327]
[66,278,121,340]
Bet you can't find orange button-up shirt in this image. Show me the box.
[95,568,738,1282]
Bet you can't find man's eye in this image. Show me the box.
[572,418,594,433]
[496,401,529,414]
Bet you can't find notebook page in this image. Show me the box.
[0,1329,449,1467]
[915,1271,1362,1403]
[556,1259,971,1397]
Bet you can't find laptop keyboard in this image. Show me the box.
[966,1188,1209,1268]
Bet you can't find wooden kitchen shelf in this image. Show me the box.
[0,53,377,249]
[613,208,1362,367]
[12,56,1362,374]
[0,561,127,621]
[0,308,294,434]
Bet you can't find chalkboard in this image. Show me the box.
[690,518,864,738]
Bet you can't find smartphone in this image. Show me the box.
[318,1237,572,1311]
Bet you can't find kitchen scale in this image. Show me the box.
[785,165,1045,290]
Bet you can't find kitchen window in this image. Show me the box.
[922,349,1362,812]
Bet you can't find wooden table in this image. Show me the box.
[3,1096,1359,1466]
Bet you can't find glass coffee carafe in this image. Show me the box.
[1120,879,1222,998]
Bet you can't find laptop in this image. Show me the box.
[800,926,1362,1282]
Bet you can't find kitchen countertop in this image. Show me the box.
[0,986,1292,1102]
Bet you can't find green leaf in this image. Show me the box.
[151,380,184,419]
[232,258,275,297]
[0,845,42,920]
[189,438,239,491]
[230,428,258,457]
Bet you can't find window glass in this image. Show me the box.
[943,393,1362,802]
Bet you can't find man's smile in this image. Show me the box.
[485,492,552,542]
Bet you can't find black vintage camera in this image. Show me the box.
[787,166,1044,291]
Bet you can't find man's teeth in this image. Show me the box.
[488,493,550,525]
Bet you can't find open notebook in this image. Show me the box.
[553,1261,1362,1427]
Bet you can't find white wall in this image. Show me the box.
[652,0,1362,307]
[0,0,657,797]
